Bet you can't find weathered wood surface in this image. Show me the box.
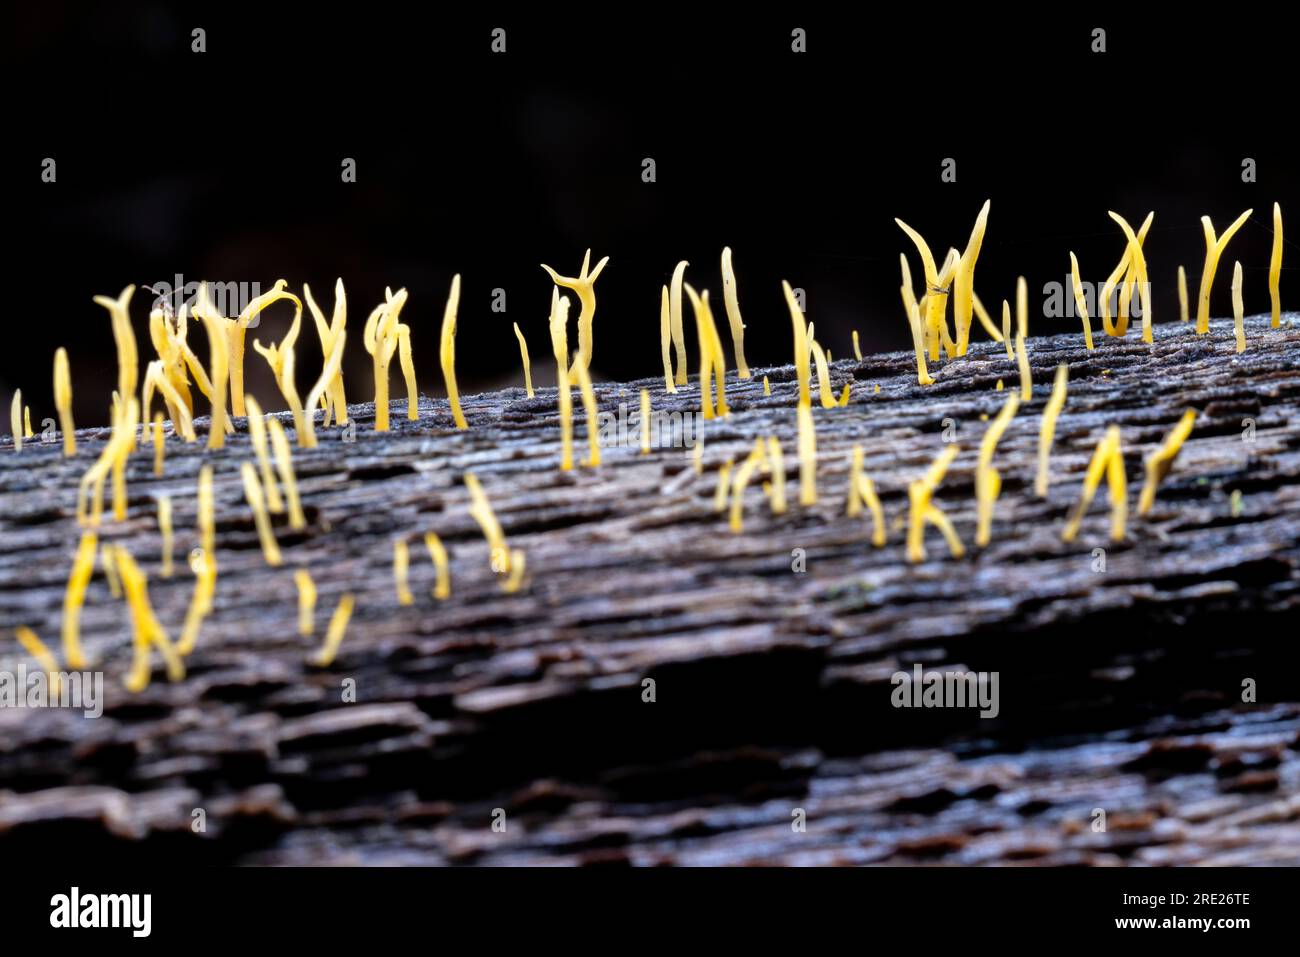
[2,314,1299,865]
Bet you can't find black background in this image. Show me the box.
[5,4,1294,424]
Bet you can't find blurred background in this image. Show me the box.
[5,4,1295,425]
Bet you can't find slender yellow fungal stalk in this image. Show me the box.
[658,285,676,393]
[1106,433,1128,541]
[394,539,414,606]
[251,303,309,438]
[837,383,851,407]
[295,569,317,636]
[1178,266,1189,323]
[1016,276,1028,340]
[61,531,98,669]
[797,402,817,505]
[177,548,216,656]
[765,436,787,514]
[670,261,689,386]
[397,324,418,422]
[266,418,306,530]
[23,406,32,439]
[728,439,767,532]
[1016,332,1032,401]
[198,464,215,558]
[118,547,184,691]
[972,292,1003,342]
[1135,408,1198,517]
[243,395,284,514]
[692,439,704,476]
[223,280,297,417]
[78,397,139,526]
[895,219,949,362]
[1195,208,1253,334]
[856,472,886,547]
[1270,203,1283,328]
[365,287,411,432]
[848,330,862,362]
[93,286,138,420]
[809,340,837,409]
[1108,212,1154,343]
[686,284,725,419]
[423,532,450,600]
[240,462,282,567]
[783,281,814,404]
[907,302,935,386]
[1035,363,1069,498]
[53,348,76,455]
[702,287,731,414]
[157,496,174,578]
[464,472,511,576]
[975,394,1020,547]
[640,389,651,454]
[512,322,535,398]
[846,446,865,518]
[310,593,355,667]
[762,376,771,396]
[713,458,734,512]
[299,327,347,448]
[720,247,750,378]
[953,200,992,355]
[101,544,121,599]
[548,291,574,471]
[10,390,21,452]
[541,249,609,379]
[1001,301,1014,361]
[193,290,230,450]
[501,549,526,593]
[427,275,464,429]
[303,279,349,426]
[572,353,601,467]
[15,627,61,697]
[1068,252,1094,350]
[1232,260,1246,353]
[906,444,962,563]
[1061,427,1121,542]
[152,413,164,476]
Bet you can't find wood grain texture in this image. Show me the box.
[2,314,1299,865]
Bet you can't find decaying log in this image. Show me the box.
[2,314,1299,865]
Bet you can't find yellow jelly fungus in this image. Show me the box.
[93,286,139,421]
[906,444,962,563]
[423,532,451,600]
[465,472,511,575]
[765,436,787,514]
[1270,203,1283,328]
[142,359,197,442]
[837,383,851,407]
[198,464,215,558]
[1035,363,1068,498]
[503,549,526,593]
[1016,276,1028,340]
[1061,426,1122,543]
[1109,211,1154,343]
[783,280,814,404]
[846,446,865,518]
[158,496,174,578]
[15,627,62,696]
[1068,252,1094,350]
[549,291,574,470]
[429,275,464,429]
[266,417,306,530]
[899,253,919,329]
[512,322,535,398]
[1137,409,1197,517]
[1232,260,1247,353]
[713,457,734,512]
[975,394,1020,547]
[251,307,310,438]
[303,279,349,426]
[972,292,1003,342]
[101,543,122,599]
[191,295,230,451]
[177,547,216,656]
[573,352,601,467]
[225,280,298,417]
[640,389,651,454]
[61,531,98,669]
[1178,266,1190,324]
[152,413,165,476]
[692,438,704,476]
[858,476,886,548]
[658,286,676,393]
[907,302,935,386]
[686,284,728,419]
[810,339,837,409]
[53,348,76,455]
[397,322,418,422]
[1106,432,1128,541]
[244,396,285,513]
[541,249,609,379]
[118,547,184,692]
[300,326,347,447]
[797,402,817,506]
[365,286,412,432]
[895,218,948,362]
[851,330,863,362]
[670,261,689,386]
[295,569,317,636]
[728,438,767,532]
[1015,332,1032,401]
[10,390,21,452]
[77,397,139,527]
[1195,208,1253,335]
[23,406,32,439]
[394,539,414,606]
[1001,301,1014,361]
[953,199,992,355]
[241,462,282,566]
[310,593,355,667]
[763,376,771,396]
[720,247,751,378]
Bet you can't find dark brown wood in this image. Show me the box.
[2,314,1300,865]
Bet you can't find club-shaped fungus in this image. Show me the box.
[190,287,230,449]
[93,286,139,421]
[431,275,466,430]
[152,413,165,476]
[573,351,601,467]
[310,593,355,667]
[720,247,751,378]
[61,531,98,669]
[241,462,282,566]
[975,394,1020,547]
[101,544,121,599]
[658,286,676,393]
[952,200,992,355]
[76,397,138,526]
[513,322,535,398]
[266,418,306,530]
[157,496,174,578]
[364,286,413,432]
[765,436,787,514]
[1035,363,1069,498]
[1137,409,1197,516]
[1061,426,1126,543]
[1068,252,1095,350]
[895,218,949,362]
[685,284,729,419]
[464,473,511,578]
[906,301,934,386]
[1270,203,1283,328]
[728,438,767,532]
[809,340,838,409]
[1195,209,1253,335]
[423,532,451,600]
[1001,301,1014,361]
[394,539,414,606]
[10,390,21,452]
[669,261,689,386]
[295,569,317,636]
[846,446,886,546]
[1232,260,1247,353]
[548,291,574,470]
[1109,212,1153,343]
[640,389,651,454]
[53,348,76,455]
[14,627,61,697]
[782,280,814,403]
[299,326,347,447]
[906,444,963,563]
[177,547,216,656]
[763,376,771,396]
[243,396,284,513]
[502,549,527,593]
[540,249,609,379]
[797,402,817,506]
[303,279,349,426]
[1178,266,1190,324]
[1016,331,1032,401]
[713,457,734,512]
[226,280,299,417]
[118,547,184,692]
